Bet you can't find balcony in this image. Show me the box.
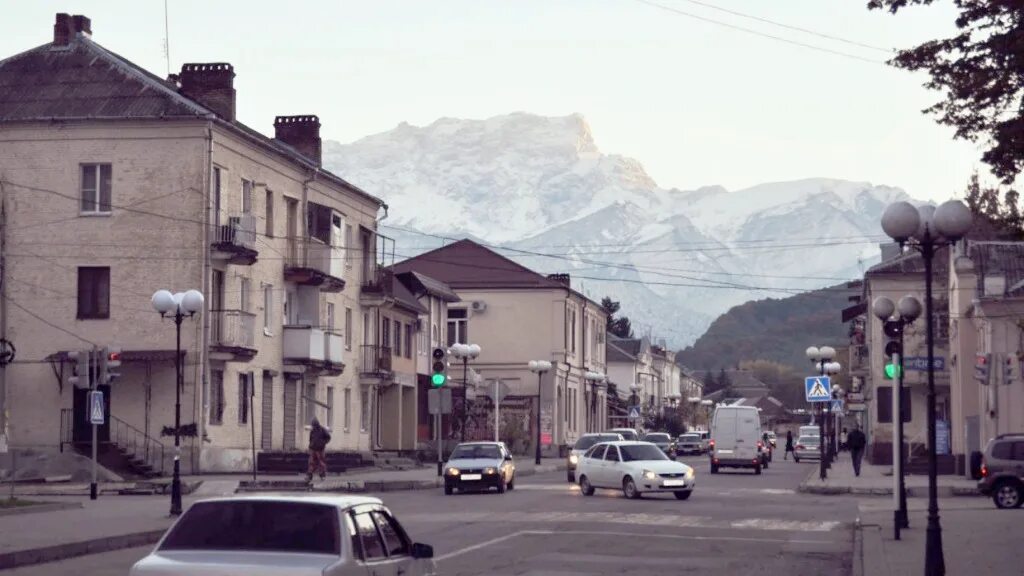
[210,214,258,265]
[323,331,345,376]
[360,265,394,306]
[283,325,325,371]
[360,345,392,382]
[285,237,345,292]
[209,310,257,361]
[849,344,869,376]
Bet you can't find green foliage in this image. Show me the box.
[739,359,806,408]
[963,172,1023,240]
[602,296,634,338]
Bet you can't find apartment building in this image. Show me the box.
[0,14,394,473]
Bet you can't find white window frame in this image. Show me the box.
[344,388,351,431]
[345,307,353,350]
[242,179,253,214]
[327,302,336,331]
[80,163,112,215]
[326,385,335,431]
[263,284,273,336]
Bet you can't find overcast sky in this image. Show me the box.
[3,1,986,201]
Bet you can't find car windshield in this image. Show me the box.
[619,444,670,462]
[575,435,620,449]
[451,444,502,459]
[680,434,700,441]
[159,500,340,554]
[610,430,638,440]
[643,434,670,442]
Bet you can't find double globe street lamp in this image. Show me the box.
[806,346,840,481]
[528,360,553,465]
[151,289,204,517]
[880,199,972,575]
[449,343,481,442]
[583,371,606,433]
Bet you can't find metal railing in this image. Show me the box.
[110,415,166,475]
[360,344,392,375]
[286,236,344,280]
[212,214,257,250]
[59,408,73,452]
[211,309,256,349]
[361,263,394,295]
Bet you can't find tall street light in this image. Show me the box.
[806,346,839,480]
[450,343,481,442]
[881,199,972,575]
[584,371,606,433]
[151,288,204,517]
[528,360,552,465]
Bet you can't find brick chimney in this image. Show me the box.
[274,116,322,165]
[53,13,91,46]
[547,273,571,287]
[179,63,236,121]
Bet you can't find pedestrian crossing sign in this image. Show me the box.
[805,376,831,403]
[89,390,105,425]
[628,406,641,421]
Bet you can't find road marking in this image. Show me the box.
[730,518,841,532]
[436,530,529,562]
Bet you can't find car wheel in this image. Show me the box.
[993,481,1023,509]
[623,476,641,499]
[567,471,575,483]
[579,475,595,496]
[497,478,507,494]
[444,485,453,495]
[673,490,692,500]
[754,463,762,475]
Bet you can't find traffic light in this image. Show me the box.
[883,320,902,339]
[98,346,122,385]
[431,347,448,388]
[975,354,991,385]
[68,349,92,389]
[1003,354,1014,385]
[883,320,903,380]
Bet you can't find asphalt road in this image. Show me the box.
[7,455,857,575]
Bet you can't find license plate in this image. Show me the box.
[662,479,686,487]
[718,449,733,454]
[461,474,482,481]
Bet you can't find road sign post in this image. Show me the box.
[89,348,98,501]
[805,376,832,403]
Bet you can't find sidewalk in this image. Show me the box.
[797,454,980,497]
[0,457,566,569]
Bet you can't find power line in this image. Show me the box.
[3,294,96,345]
[632,0,887,65]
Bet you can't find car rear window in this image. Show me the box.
[575,435,619,449]
[680,434,699,441]
[644,434,671,442]
[992,441,1014,459]
[160,500,340,555]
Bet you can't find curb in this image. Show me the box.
[0,501,83,517]
[0,529,166,570]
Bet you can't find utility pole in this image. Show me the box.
[0,179,8,451]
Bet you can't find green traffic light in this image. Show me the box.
[884,363,902,379]
[431,373,446,387]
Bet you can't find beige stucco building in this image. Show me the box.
[0,13,411,473]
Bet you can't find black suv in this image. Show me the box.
[977,433,1024,509]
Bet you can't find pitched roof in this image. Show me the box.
[968,241,1024,298]
[0,31,382,207]
[392,239,574,291]
[391,276,429,315]
[395,271,461,303]
[606,340,636,363]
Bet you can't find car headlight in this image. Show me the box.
[643,469,658,480]
[446,467,460,476]
[686,467,695,479]
[569,454,579,465]
[485,467,497,475]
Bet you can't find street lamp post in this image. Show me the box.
[151,289,204,517]
[700,399,713,429]
[450,343,481,442]
[584,371,606,433]
[873,294,923,540]
[629,383,642,432]
[880,199,972,576]
[806,346,839,481]
[528,360,552,465]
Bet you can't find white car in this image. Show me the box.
[576,441,696,500]
[567,433,623,483]
[130,495,436,576]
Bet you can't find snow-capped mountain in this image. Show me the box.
[324,113,912,347]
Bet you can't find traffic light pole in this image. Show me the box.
[90,347,98,501]
[170,311,183,516]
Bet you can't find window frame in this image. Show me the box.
[603,445,621,462]
[393,319,402,357]
[242,178,253,214]
[210,370,225,426]
[264,189,274,238]
[371,510,411,558]
[263,284,273,337]
[350,510,388,562]
[238,373,251,425]
[345,307,353,350]
[404,324,413,359]
[344,388,351,432]
[80,163,112,215]
[76,266,110,320]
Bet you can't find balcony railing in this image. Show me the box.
[212,214,257,250]
[361,263,394,296]
[325,331,344,366]
[284,325,326,364]
[285,237,345,291]
[360,344,392,376]
[211,309,256,350]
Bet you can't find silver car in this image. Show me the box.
[793,435,822,462]
[130,495,436,575]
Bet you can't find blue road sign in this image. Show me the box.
[89,390,105,425]
[628,406,642,421]
[805,376,831,403]
[831,399,844,412]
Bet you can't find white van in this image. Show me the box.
[710,406,763,475]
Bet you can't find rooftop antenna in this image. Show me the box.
[163,0,171,77]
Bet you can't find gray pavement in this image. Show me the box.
[798,452,980,497]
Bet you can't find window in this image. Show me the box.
[326,386,334,430]
[213,167,222,223]
[327,303,336,331]
[240,277,250,312]
[344,388,351,431]
[210,370,225,425]
[345,308,353,350]
[447,308,468,346]
[263,285,273,335]
[360,388,370,432]
[876,387,912,424]
[992,442,1013,459]
[352,512,387,561]
[80,163,112,214]
[404,324,412,359]
[371,511,410,557]
[77,267,110,319]
[1014,442,1024,461]
[344,224,354,268]
[304,381,317,427]
[242,179,253,214]
[264,189,274,237]
[603,446,620,461]
[585,444,607,459]
[393,319,402,357]
[381,317,391,351]
[571,308,577,354]
[238,373,251,425]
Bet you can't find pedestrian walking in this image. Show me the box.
[847,425,866,477]
[306,417,331,483]
[784,430,794,460]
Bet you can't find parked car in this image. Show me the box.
[606,428,640,441]
[567,433,623,482]
[793,435,822,462]
[576,441,696,500]
[443,442,515,495]
[677,433,704,455]
[642,432,677,459]
[698,430,711,453]
[130,495,437,576]
[799,425,821,438]
[977,433,1024,509]
[709,405,763,475]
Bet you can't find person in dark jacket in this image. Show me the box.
[306,417,331,482]
[847,424,867,476]
[784,430,795,460]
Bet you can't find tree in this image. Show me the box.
[963,171,1024,240]
[868,1,1024,184]
[602,296,635,338]
[702,371,717,393]
[601,297,620,330]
